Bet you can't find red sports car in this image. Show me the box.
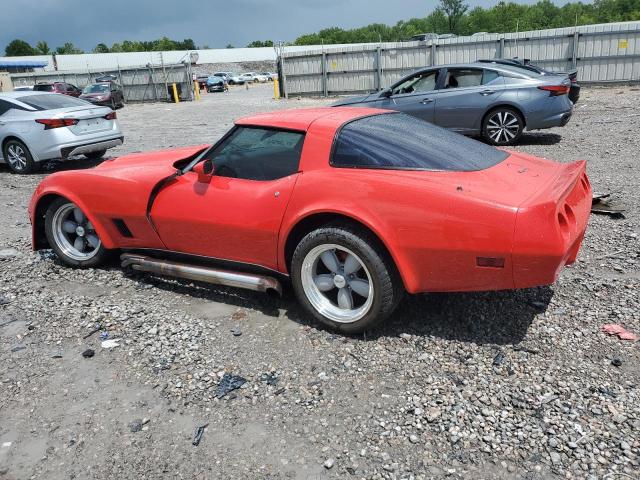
[29,107,591,333]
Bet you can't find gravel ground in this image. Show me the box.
[0,84,638,480]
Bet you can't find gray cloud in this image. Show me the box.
[1,0,537,52]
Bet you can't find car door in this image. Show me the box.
[0,100,14,160]
[433,68,505,133]
[149,126,305,270]
[376,69,441,123]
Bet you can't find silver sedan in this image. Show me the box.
[0,92,124,173]
[333,62,573,146]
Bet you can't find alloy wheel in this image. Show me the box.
[486,111,521,144]
[51,203,101,261]
[300,244,374,323]
[7,144,28,171]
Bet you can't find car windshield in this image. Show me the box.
[82,84,109,94]
[33,84,54,92]
[332,113,509,171]
[18,94,90,110]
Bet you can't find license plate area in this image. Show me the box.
[75,118,109,133]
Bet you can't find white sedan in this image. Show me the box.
[0,92,123,174]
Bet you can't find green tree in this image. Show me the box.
[438,0,469,33]
[5,39,35,56]
[226,44,235,48]
[247,40,274,47]
[93,43,110,53]
[56,42,83,54]
[35,41,50,55]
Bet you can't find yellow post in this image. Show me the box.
[172,83,180,103]
[273,78,280,99]
[193,81,201,100]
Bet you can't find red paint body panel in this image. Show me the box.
[29,107,591,295]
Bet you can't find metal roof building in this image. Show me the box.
[0,60,48,73]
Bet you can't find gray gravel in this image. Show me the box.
[0,84,638,479]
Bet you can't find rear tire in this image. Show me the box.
[44,197,111,268]
[291,224,404,334]
[482,107,524,146]
[3,139,36,174]
[85,150,107,160]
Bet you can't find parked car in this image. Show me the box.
[215,72,244,85]
[0,91,123,174]
[13,85,33,91]
[79,82,125,109]
[409,33,457,42]
[260,72,277,81]
[333,62,573,145]
[95,74,119,83]
[478,58,580,104]
[33,82,82,97]
[205,76,228,92]
[29,107,590,333]
[240,72,268,83]
[195,75,209,90]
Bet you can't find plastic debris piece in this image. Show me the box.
[11,346,26,353]
[259,373,278,386]
[493,351,505,366]
[192,423,209,446]
[591,193,626,219]
[215,373,246,398]
[602,324,638,341]
[128,419,143,433]
[231,329,242,337]
[101,339,120,349]
[611,358,622,367]
[82,349,95,358]
[1,442,11,448]
[100,331,109,340]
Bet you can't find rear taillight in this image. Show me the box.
[538,85,570,96]
[104,112,117,120]
[35,118,79,129]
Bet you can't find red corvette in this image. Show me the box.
[29,107,591,333]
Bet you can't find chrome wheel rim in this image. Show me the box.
[301,244,374,323]
[52,203,101,261]
[7,144,27,171]
[487,111,520,143]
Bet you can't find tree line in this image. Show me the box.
[292,0,640,45]
[3,37,198,56]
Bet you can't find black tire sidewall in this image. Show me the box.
[3,139,36,174]
[44,197,110,268]
[482,108,524,146]
[291,226,400,334]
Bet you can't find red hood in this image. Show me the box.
[96,144,209,173]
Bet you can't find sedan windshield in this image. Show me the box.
[82,84,109,94]
[18,94,90,111]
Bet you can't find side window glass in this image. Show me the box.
[207,127,305,181]
[482,70,501,85]
[0,100,12,116]
[444,69,483,89]
[392,71,438,95]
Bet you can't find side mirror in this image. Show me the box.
[381,88,393,98]
[193,159,214,182]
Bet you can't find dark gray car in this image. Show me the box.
[333,62,573,145]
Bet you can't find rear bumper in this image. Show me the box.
[512,161,591,288]
[528,109,573,130]
[207,85,225,91]
[60,136,124,158]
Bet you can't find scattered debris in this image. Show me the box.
[611,358,622,367]
[101,339,120,349]
[128,419,143,433]
[0,248,19,259]
[100,331,110,340]
[0,295,11,306]
[274,388,285,396]
[10,346,26,353]
[231,329,242,337]
[1,442,11,448]
[51,353,63,359]
[82,325,101,340]
[192,423,208,446]
[323,458,335,469]
[231,310,247,321]
[82,349,95,358]
[528,300,547,311]
[215,373,247,398]
[259,373,278,386]
[602,324,638,341]
[591,193,626,219]
[492,351,505,366]
[540,394,559,405]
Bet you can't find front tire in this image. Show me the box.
[482,108,524,146]
[44,198,110,268]
[291,225,403,333]
[3,139,36,174]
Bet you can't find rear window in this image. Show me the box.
[17,94,91,111]
[33,84,54,92]
[331,113,509,171]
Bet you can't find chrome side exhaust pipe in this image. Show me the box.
[120,253,282,297]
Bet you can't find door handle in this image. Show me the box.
[479,90,495,95]
[420,98,434,104]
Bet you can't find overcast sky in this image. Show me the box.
[2,0,550,52]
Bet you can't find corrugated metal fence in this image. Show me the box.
[10,63,192,103]
[280,21,640,97]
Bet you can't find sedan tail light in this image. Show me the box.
[104,112,117,120]
[538,85,570,96]
[35,118,79,129]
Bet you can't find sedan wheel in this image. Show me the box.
[482,108,524,146]
[291,225,404,333]
[3,139,36,174]
[45,198,110,268]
